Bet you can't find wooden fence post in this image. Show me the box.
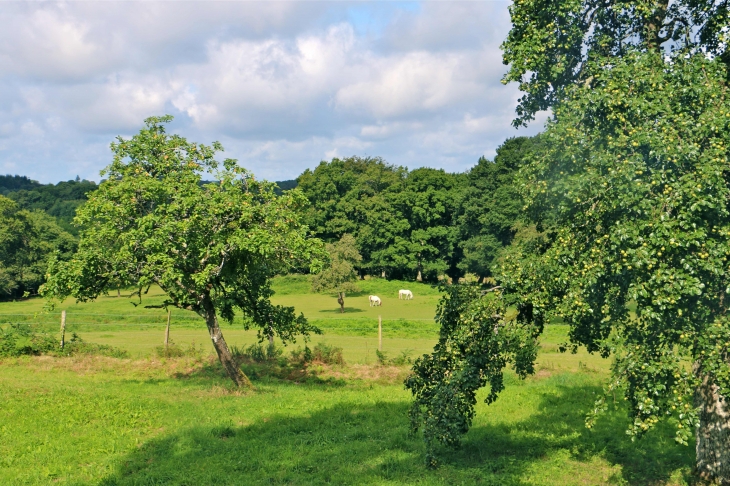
[60,310,66,350]
[378,315,382,352]
[164,309,171,349]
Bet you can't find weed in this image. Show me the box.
[290,342,344,366]
[154,340,205,359]
[0,323,128,358]
[375,349,413,366]
[231,342,283,363]
[311,342,344,365]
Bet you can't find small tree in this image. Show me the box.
[311,234,362,313]
[41,116,324,388]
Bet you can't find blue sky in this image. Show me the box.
[0,1,546,184]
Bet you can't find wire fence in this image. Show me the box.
[0,312,439,335]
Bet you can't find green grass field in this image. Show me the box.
[0,276,697,484]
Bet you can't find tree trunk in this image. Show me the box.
[695,367,730,483]
[417,269,423,282]
[338,292,345,313]
[202,296,252,388]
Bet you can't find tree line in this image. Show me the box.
[0,136,539,300]
[297,136,540,283]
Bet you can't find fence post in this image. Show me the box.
[164,309,171,349]
[60,310,66,350]
[378,315,382,352]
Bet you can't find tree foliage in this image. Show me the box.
[0,195,76,300]
[502,0,730,126]
[408,48,730,481]
[405,286,541,466]
[0,175,98,235]
[41,116,325,387]
[457,137,541,281]
[410,0,730,475]
[297,156,467,281]
[502,52,730,444]
[311,234,362,313]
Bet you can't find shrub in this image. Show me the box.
[61,334,129,359]
[311,342,344,365]
[231,342,283,363]
[375,349,413,366]
[153,341,205,359]
[0,323,56,357]
[0,323,128,358]
[290,342,344,366]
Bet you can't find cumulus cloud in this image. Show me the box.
[0,1,544,184]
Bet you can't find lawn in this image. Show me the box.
[0,275,697,484]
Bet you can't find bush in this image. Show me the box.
[0,323,56,357]
[290,342,344,366]
[231,342,283,363]
[61,334,129,359]
[312,342,344,365]
[153,340,205,359]
[0,323,128,358]
[376,349,413,366]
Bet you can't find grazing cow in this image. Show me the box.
[398,289,413,300]
[369,295,382,307]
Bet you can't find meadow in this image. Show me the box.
[0,276,696,485]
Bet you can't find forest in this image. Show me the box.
[0,135,536,300]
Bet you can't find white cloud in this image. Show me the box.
[0,1,546,184]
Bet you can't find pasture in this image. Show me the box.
[0,276,695,485]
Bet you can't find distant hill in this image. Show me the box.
[274,179,298,195]
[0,174,298,234]
[0,174,43,193]
[0,175,97,235]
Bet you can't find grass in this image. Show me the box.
[0,353,693,485]
[0,275,699,484]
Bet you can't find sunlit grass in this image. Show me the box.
[0,276,697,484]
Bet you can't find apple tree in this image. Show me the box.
[42,116,325,388]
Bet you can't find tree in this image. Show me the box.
[393,168,465,282]
[457,137,540,281]
[501,0,729,126]
[311,234,362,313]
[502,53,730,482]
[297,159,465,281]
[297,156,408,278]
[408,53,730,478]
[0,196,76,300]
[41,116,325,388]
[410,0,730,477]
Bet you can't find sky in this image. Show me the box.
[0,1,547,184]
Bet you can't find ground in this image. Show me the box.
[0,276,696,485]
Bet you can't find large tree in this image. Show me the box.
[298,158,464,281]
[409,0,730,480]
[411,36,730,486]
[42,116,324,388]
[393,168,464,282]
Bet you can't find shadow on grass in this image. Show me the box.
[167,356,348,388]
[317,307,366,314]
[99,377,695,485]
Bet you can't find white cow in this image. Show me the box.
[369,295,382,307]
[398,289,413,300]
